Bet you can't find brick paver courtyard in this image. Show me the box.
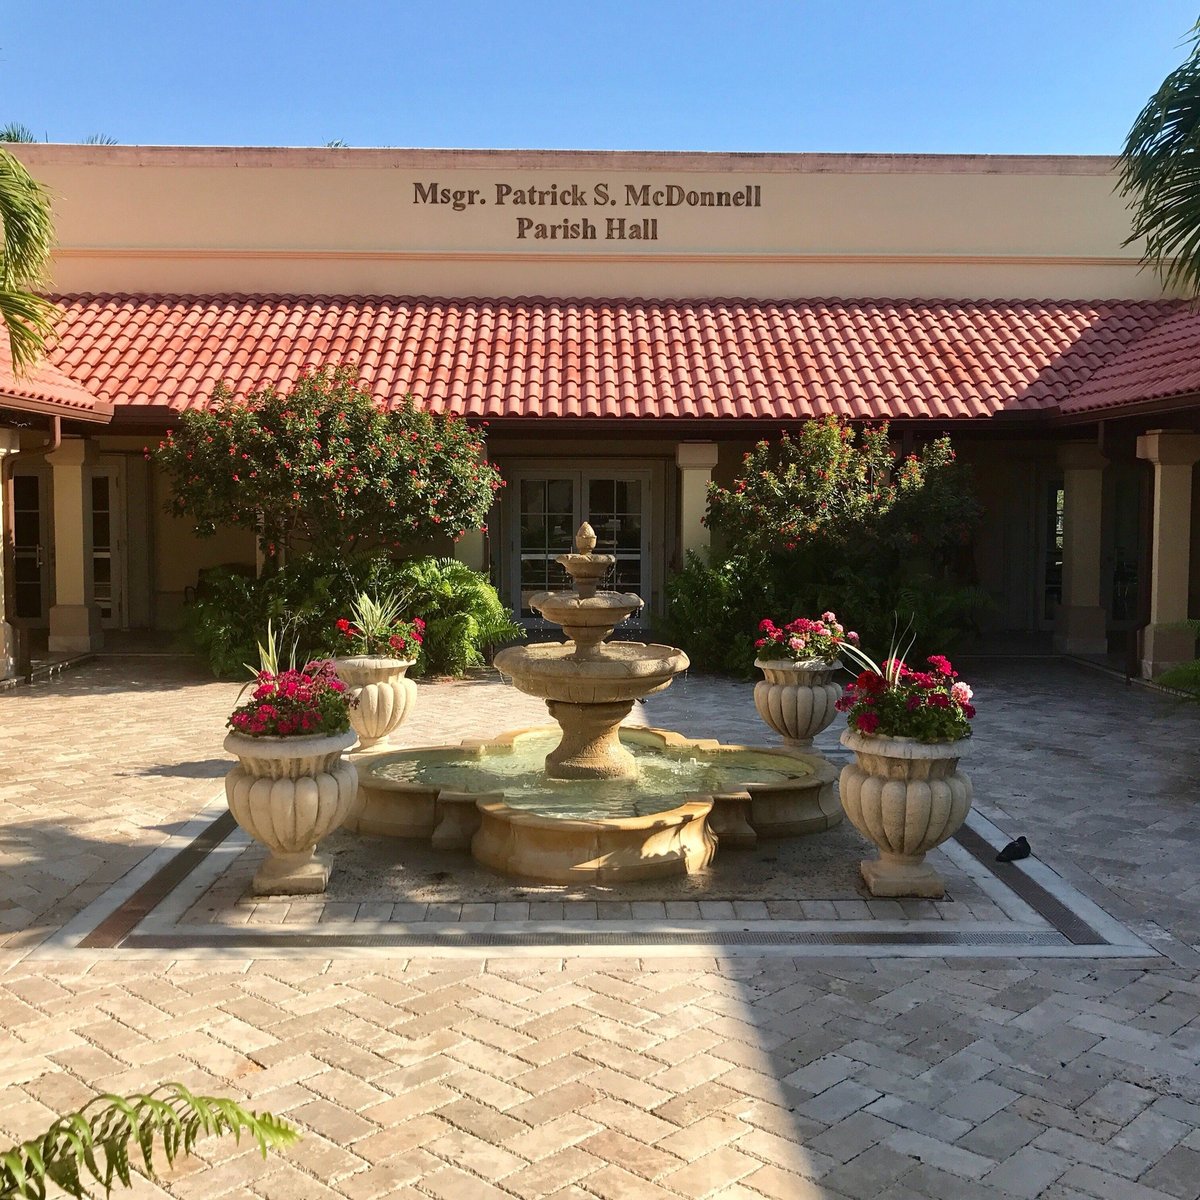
[2,654,1200,1199]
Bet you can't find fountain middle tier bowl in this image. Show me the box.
[494,640,689,704]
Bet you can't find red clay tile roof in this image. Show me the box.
[0,328,111,423]
[1059,304,1200,415]
[44,294,1188,422]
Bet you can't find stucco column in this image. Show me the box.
[0,429,20,677]
[1136,429,1200,677]
[47,437,103,653]
[1053,442,1108,655]
[676,442,719,561]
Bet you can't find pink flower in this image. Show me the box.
[951,681,974,705]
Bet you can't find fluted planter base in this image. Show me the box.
[252,851,331,896]
[839,729,972,899]
[334,656,417,750]
[754,659,842,748]
[224,730,358,896]
[860,852,947,898]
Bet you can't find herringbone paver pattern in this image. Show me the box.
[5,956,1200,1198]
[2,655,1199,1198]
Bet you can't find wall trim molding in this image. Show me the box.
[53,247,1145,268]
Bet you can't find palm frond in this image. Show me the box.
[0,1085,299,1200]
[0,123,38,144]
[0,149,55,288]
[0,287,60,373]
[1118,24,1200,294]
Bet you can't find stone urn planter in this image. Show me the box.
[754,658,842,747]
[838,728,972,898]
[334,656,417,750]
[224,729,358,895]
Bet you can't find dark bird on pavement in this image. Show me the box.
[996,836,1031,863]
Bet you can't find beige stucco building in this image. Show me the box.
[2,145,1199,679]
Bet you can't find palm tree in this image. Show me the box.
[0,147,58,371]
[82,133,118,145]
[0,122,37,143]
[1119,23,1200,294]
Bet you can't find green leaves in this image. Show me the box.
[666,419,985,674]
[152,365,502,560]
[1119,23,1200,295]
[0,148,60,372]
[0,1084,298,1199]
[182,553,523,679]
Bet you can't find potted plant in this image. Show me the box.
[753,613,858,747]
[835,639,976,897]
[224,630,358,895]
[331,591,424,750]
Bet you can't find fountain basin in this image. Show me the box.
[472,796,715,883]
[347,726,840,883]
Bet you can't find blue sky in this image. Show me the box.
[2,1,1197,153]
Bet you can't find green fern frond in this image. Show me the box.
[0,1085,299,1200]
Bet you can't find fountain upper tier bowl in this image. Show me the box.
[525,589,643,659]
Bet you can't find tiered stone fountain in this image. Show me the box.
[349,523,839,883]
[494,522,688,780]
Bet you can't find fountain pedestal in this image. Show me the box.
[545,699,636,779]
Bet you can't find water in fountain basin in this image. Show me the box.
[372,731,807,820]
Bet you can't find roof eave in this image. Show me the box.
[0,393,113,424]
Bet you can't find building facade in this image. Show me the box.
[2,145,1199,678]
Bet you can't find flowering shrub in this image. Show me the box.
[836,652,976,742]
[754,612,859,664]
[152,365,503,562]
[228,660,352,738]
[664,416,986,675]
[332,591,425,660]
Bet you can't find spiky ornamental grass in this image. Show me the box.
[0,1085,298,1199]
[1119,22,1200,295]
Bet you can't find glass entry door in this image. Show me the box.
[89,464,125,628]
[512,468,651,625]
[12,469,50,625]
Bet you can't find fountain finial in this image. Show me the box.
[575,522,598,555]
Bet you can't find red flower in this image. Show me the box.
[856,711,880,734]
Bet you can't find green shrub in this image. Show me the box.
[664,418,988,675]
[180,553,522,679]
[152,364,502,564]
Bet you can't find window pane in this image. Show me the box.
[15,475,39,506]
[546,479,573,513]
[15,582,41,619]
[92,513,111,549]
[14,511,38,546]
[91,476,110,511]
[520,479,546,515]
[615,481,641,514]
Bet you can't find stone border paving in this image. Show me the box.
[30,797,1157,963]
